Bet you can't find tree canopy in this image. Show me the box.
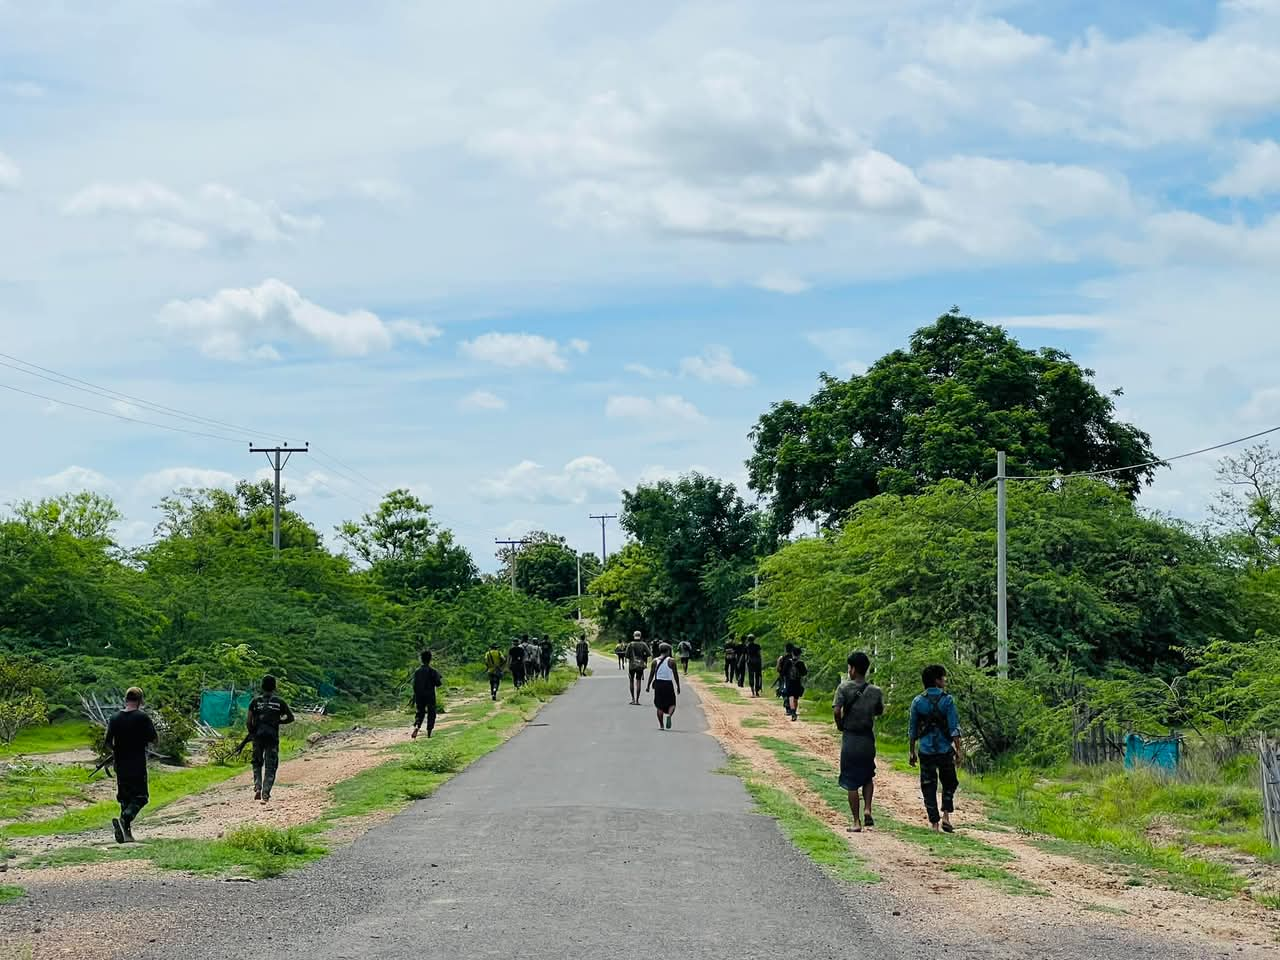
[747,310,1156,533]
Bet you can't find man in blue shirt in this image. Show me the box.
[908,663,963,832]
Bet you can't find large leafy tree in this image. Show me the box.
[337,489,477,601]
[747,310,1156,533]
[596,473,761,651]
[495,530,601,603]
[1210,443,1280,568]
[750,478,1244,681]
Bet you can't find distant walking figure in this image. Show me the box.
[508,637,527,688]
[575,635,591,676]
[411,651,443,740]
[615,641,627,670]
[626,631,651,705]
[539,635,554,680]
[723,639,738,683]
[484,644,506,700]
[677,639,693,675]
[744,634,764,697]
[646,642,681,730]
[105,686,157,844]
[909,663,963,832]
[833,651,884,831]
[248,674,295,801]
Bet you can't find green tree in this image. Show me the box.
[0,655,57,744]
[337,489,477,600]
[496,531,601,603]
[14,491,122,542]
[1210,443,1280,568]
[747,310,1155,533]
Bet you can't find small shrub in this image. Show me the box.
[205,734,249,767]
[153,707,197,764]
[224,825,314,857]
[404,742,463,774]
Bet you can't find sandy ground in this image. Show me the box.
[692,675,1280,956]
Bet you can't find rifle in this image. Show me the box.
[235,732,253,754]
[89,752,115,780]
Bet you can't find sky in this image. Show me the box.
[1,0,1279,571]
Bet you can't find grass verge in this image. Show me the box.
[755,736,1045,897]
[0,883,24,903]
[0,720,97,757]
[720,756,878,885]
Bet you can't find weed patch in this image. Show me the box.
[0,883,24,903]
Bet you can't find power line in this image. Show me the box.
[1006,425,1280,482]
[0,381,244,444]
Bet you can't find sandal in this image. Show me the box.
[863,814,875,828]
[941,821,955,833]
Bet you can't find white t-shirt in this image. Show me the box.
[655,656,676,682]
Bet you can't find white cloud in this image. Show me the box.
[158,279,430,361]
[62,181,319,253]
[679,345,755,387]
[351,178,410,203]
[0,150,20,190]
[805,329,872,376]
[605,394,707,424]
[459,332,581,371]
[755,271,810,294]
[481,455,620,504]
[1241,386,1280,422]
[624,363,670,379]
[459,389,506,412]
[37,465,113,492]
[569,338,590,354]
[921,18,1052,69]
[985,314,1107,330]
[637,463,714,485]
[1212,140,1280,197]
[138,466,237,496]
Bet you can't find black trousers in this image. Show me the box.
[489,672,502,698]
[680,657,689,675]
[919,751,959,823]
[512,665,525,687]
[415,703,438,735]
[117,775,149,825]
[734,660,746,686]
[252,739,280,797]
[748,663,763,694]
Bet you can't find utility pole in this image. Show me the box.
[589,513,617,565]
[495,538,529,593]
[996,450,1008,680]
[249,442,309,554]
[576,553,582,622]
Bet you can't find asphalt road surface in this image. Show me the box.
[7,659,1245,960]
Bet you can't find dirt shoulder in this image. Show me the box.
[691,673,1279,957]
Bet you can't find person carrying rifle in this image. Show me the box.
[105,687,157,844]
[484,643,507,700]
[411,651,443,740]
[247,674,295,802]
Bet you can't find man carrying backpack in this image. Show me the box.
[909,663,963,832]
[833,651,884,831]
[626,630,651,705]
[484,644,507,700]
[247,674,295,802]
[676,639,693,675]
[779,644,807,720]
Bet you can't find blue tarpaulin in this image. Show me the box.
[1124,733,1180,773]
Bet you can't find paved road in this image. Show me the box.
[265,657,899,960]
[6,660,1248,959]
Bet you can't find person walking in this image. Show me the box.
[539,634,554,680]
[575,634,591,676]
[744,634,764,697]
[723,638,738,683]
[484,643,507,700]
[523,635,540,682]
[646,642,681,730]
[248,675,295,802]
[833,651,884,832]
[508,637,527,689]
[909,664,963,832]
[626,630,651,705]
[733,639,748,688]
[677,639,693,675]
[411,651,443,740]
[615,641,627,670]
[104,686,157,843]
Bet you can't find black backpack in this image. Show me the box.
[916,692,949,739]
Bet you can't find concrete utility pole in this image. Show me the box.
[249,442,309,554]
[495,538,529,593]
[996,450,1008,680]
[576,553,582,622]
[589,513,617,565]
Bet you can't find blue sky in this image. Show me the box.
[1,0,1279,570]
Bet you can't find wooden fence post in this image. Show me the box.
[1261,735,1280,852]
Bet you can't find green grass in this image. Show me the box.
[1,762,241,839]
[721,756,878,885]
[1083,903,1130,915]
[0,883,24,903]
[754,736,1044,895]
[1256,893,1280,911]
[0,761,89,820]
[0,720,96,757]
[967,765,1251,900]
[740,716,770,729]
[705,684,749,704]
[19,845,141,869]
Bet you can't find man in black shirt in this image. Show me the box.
[247,674,295,802]
[575,635,591,676]
[539,635,554,680]
[104,686,157,843]
[508,638,526,688]
[744,634,764,697]
[411,650,443,739]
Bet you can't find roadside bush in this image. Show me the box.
[404,742,463,773]
[205,733,250,767]
[152,708,197,764]
[224,824,316,856]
